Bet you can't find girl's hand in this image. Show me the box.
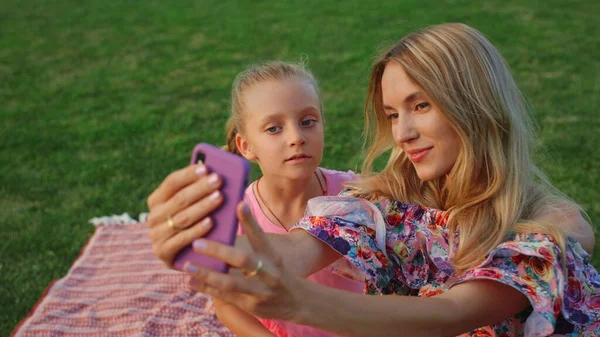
[146,164,224,268]
[184,202,306,322]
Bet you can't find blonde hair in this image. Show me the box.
[350,23,574,272]
[223,61,321,155]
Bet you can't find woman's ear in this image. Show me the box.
[235,133,257,161]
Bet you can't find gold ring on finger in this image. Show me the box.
[167,216,180,231]
[243,259,263,277]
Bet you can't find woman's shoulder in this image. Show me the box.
[457,230,600,336]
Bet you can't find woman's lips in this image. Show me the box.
[408,148,432,163]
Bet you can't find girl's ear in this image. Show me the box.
[235,133,257,161]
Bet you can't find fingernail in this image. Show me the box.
[209,191,220,202]
[193,239,207,251]
[207,173,219,186]
[200,218,212,228]
[184,263,198,273]
[195,165,207,176]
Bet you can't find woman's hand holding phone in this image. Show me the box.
[146,163,224,269]
[146,143,249,273]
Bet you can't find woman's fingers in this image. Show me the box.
[191,238,282,288]
[237,203,281,261]
[161,186,223,232]
[189,279,262,315]
[186,263,270,297]
[186,263,277,316]
[150,218,213,267]
[147,168,222,229]
[148,164,206,210]
[162,172,222,220]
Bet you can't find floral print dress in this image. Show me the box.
[293,192,600,337]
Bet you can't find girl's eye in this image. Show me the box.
[415,102,430,111]
[386,113,398,120]
[266,126,281,133]
[301,119,317,126]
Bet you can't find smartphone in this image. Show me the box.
[172,143,250,273]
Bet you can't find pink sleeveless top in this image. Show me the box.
[238,168,364,337]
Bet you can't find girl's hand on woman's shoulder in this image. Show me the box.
[536,205,595,253]
[146,164,224,268]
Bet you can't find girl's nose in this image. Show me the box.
[288,125,307,147]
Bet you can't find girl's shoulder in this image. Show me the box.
[318,168,360,196]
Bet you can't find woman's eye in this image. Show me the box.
[386,113,398,120]
[415,102,430,111]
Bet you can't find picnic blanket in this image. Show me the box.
[11,214,235,337]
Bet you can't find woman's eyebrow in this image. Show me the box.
[404,92,424,104]
[383,92,424,110]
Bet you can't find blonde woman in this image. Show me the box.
[149,24,598,336]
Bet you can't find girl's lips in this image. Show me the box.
[408,148,432,163]
[286,156,312,164]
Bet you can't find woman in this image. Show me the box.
[148,23,598,336]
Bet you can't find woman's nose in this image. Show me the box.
[393,114,418,144]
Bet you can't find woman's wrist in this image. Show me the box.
[290,278,318,325]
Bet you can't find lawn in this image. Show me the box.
[1,0,599,334]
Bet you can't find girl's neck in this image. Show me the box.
[254,169,326,229]
[260,171,324,200]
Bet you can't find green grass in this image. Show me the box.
[1,0,599,334]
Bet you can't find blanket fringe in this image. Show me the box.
[88,212,148,227]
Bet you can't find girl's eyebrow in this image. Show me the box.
[294,106,320,115]
[259,106,320,122]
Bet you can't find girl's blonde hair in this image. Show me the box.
[350,23,574,272]
[223,61,321,155]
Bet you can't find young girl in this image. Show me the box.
[147,61,363,337]
[162,23,598,336]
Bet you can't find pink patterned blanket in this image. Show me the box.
[12,222,235,337]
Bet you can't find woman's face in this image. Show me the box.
[381,61,461,181]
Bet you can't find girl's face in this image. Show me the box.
[381,61,461,181]
[236,79,324,180]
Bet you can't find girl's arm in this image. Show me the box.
[537,206,595,253]
[213,298,275,337]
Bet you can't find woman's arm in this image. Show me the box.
[185,204,530,337]
[293,278,528,337]
[213,298,275,337]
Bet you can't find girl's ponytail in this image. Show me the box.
[222,117,241,155]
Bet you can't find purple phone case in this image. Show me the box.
[172,143,250,273]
